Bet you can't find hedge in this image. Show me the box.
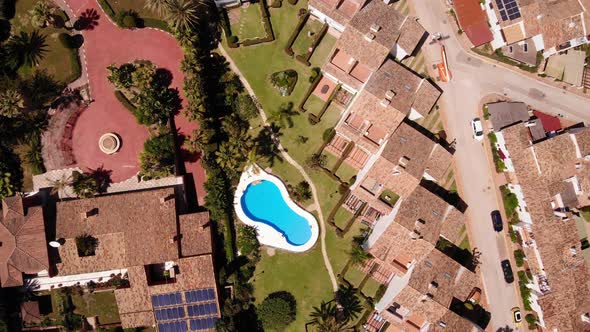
[284,11,310,56]
[220,9,239,48]
[288,0,298,4]
[97,0,117,21]
[298,73,322,112]
[270,0,282,8]
[114,90,137,112]
[240,0,275,46]
[514,249,525,267]
[65,48,82,84]
[141,18,171,33]
[314,83,340,121]
[295,23,328,67]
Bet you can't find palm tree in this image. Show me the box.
[165,0,199,32]
[349,245,372,266]
[0,89,24,118]
[5,30,48,68]
[47,173,73,198]
[309,301,352,332]
[144,0,171,16]
[29,0,55,28]
[335,285,363,323]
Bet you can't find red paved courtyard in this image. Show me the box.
[67,0,206,203]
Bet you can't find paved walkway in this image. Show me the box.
[218,45,339,292]
[53,0,206,204]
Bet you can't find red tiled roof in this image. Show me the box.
[533,111,562,132]
[453,0,493,46]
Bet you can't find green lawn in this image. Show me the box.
[230,5,267,41]
[11,0,79,83]
[322,150,340,171]
[344,265,366,286]
[108,0,161,19]
[379,189,399,208]
[292,18,324,56]
[303,94,326,114]
[333,207,353,229]
[71,291,121,325]
[309,33,337,66]
[252,247,333,332]
[335,162,357,184]
[362,277,382,298]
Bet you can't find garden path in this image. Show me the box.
[218,45,339,292]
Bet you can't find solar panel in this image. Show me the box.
[495,0,521,21]
[209,303,217,315]
[206,288,215,300]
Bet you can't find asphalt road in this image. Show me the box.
[412,0,590,330]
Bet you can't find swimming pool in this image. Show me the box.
[234,166,319,252]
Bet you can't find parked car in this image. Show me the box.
[471,118,484,140]
[501,260,514,283]
[491,210,503,232]
[512,307,522,326]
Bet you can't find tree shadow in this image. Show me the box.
[74,8,100,31]
[87,166,112,193]
[155,68,174,87]
[0,19,11,42]
[449,297,491,330]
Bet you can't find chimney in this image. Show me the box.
[385,90,396,100]
[380,98,390,107]
[438,320,447,328]
[160,194,174,204]
[383,0,393,4]
[80,208,98,219]
[370,23,381,33]
[364,32,376,42]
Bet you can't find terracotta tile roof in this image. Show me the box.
[425,146,453,182]
[395,186,459,245]
[439,208,466,244]
[55,188,180,274]
[431,310,482,332]
[573,127,590,158]
[380,286,448,330]
[179,212,212,258]
[502,39,539,66]
[21,301,42,323]
[0,196,49,287]
[408,249,479,308]
[502,123,590,331]
[532,132,577,183]
[309,0,368,28]
[453,0,493,46]
[411,80,441,118]
[396,18,428,56]
[365,60,424,114]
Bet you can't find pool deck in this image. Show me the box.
[234,165,319,253]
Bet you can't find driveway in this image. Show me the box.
[63,0,206,203]
[413,0,590,330]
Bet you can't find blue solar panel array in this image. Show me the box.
[155,306,186,321]
[187,303,217,317]
[185,288,215,303]
[189,317,217,331]
[495,0,521,21]
[152,292,183,307]
[158,320,188,332]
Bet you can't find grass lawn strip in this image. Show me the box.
[344,265,366,287]
[71,291,120,325]
[322,150,340,170]
[333,207,354,229]
[230,5,267,41]
[292,18,324,56]
[303,94,326,114]
[309,33,337,65]
[335,161,357,183]
[362,277,382,298]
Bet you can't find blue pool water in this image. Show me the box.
[240,180,312,246]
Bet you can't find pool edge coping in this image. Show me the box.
[233,164,320,253]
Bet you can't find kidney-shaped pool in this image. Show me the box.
[235,167,319,252]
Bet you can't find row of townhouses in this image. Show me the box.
[489,101,590,331]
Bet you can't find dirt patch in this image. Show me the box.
[228,8,242,25]
[266,247,276,256]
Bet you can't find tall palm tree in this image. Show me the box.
[309,301,352,332]
[0,89,24,118]
[47,173,73,198]
[29,0,55,28]
[349,245,372,266]
[5,30,48,68]
[144,0,172,16]
[335,285,363,323]
[165,0,199,32]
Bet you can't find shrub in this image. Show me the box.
[306,153,326,170]
[72,171,100,198]
[114,91,137,113]
[258,292,297,331]
[308,113,319,125]
[118,11,139,28]
[309,67,320,83]
[322,128,335,143]
[501,186,519,218]
[514,249,525,267]
[237,225,260,257]
[75,234,99,257]
[139,132,176,180]
[270,70,298,96]
[108,63,136,90]
[292,181,312,201]
[525,314,537,329]
[508,226,518,243]
[229,35,238,45]
[234,94,258,121]
[58,33,75,48]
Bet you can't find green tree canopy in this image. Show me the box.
[139,132,176,180]
[258,291,297,331]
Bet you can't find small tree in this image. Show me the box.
[139,133,176,180]
[75,234,99,257]
[525,314,537,329]
[29,0,55,28]
[237,225,260,257]
[292,181,312,201]
[71,171,99,198]
[107,63,136,89]
[514,249,525,267]
[258,292,297,331]
[306,153,326,170]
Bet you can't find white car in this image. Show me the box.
[471,118,484,140]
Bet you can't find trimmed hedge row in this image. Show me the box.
[284,11,310,56]
[97,0,116,20]
[298,73,322,112]
[240,0,275,46]
[295,23,328,66]
[308,83,340,124]
[142,18,171,33]
[114,90,137,112]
